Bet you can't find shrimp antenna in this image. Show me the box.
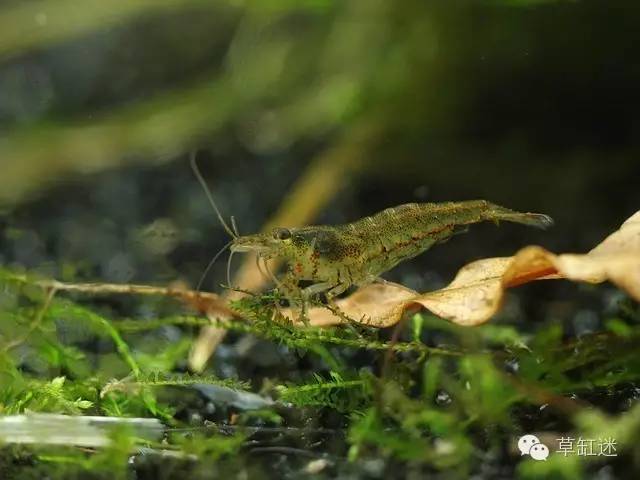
[230,215,240,237]
[226,248,236,289]
[190,151,237,239]
[196,240,233,292]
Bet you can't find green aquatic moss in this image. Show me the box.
[1,267,640,479]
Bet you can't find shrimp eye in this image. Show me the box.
[273,228,291,240]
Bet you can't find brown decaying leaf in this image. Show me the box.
[297,210,640,328]
[285,282,420,328]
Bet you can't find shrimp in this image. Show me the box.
[190,153,552,306]
[230,201,553,303]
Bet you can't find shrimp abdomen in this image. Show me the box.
[350,200,552,279]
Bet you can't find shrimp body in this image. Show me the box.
[231,200,553,300]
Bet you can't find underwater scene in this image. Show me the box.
[1,1,639,479]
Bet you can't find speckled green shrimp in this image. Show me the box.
[191,154,552,304]
[230,200,553,302]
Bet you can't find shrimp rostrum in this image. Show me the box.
[230,200,553,305]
